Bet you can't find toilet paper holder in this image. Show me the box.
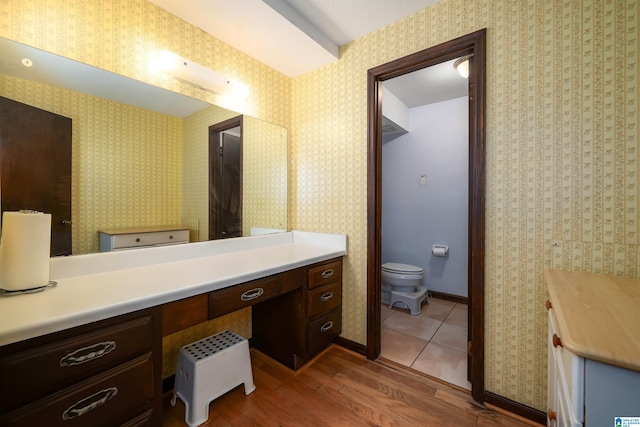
[432,245,449,257]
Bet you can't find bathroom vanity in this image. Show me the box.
[544,269,640,427]
[0,231,346,426]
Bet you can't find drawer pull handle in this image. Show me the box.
[545,300,552,310]
[547,408,557,421]
[320,320,334,333]
[320,292,334,302]
[60,341,117,366]
[62,387,118,420]
[552,334,562,348]
[321,269,334,279]
[241,288,264,301]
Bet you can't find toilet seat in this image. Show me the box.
[382,262,423,275]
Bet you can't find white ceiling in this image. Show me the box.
[147,0,467,108]
[384,59,468,108]
[148,0,443,78]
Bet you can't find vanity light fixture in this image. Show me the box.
[454,55,472,79]
[153,50,249,99]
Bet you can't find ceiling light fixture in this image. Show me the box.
[454,55,472,79]
[152,50,248,99]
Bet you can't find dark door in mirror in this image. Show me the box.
[0,96,72,256]
[209,116,242,240]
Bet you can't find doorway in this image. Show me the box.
[367,29,486,403]
[209,116,243,240]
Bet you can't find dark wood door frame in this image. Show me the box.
[209,115,243,241]
[366,29,486,403]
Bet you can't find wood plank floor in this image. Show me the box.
[163,345,539,426]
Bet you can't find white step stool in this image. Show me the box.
[388,285,429,315]
[171,330,256,427]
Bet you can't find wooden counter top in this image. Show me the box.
[545,269,640,372]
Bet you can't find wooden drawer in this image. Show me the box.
[282,267,305,293]
[162,294,209,336]
[0,314,154,411]
[0,353,155,426]
[307,308,342,356]
[307,281,342,319]
[308,259,342,290]
[209,275,283,318]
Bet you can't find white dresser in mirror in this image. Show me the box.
[99,227,189,252]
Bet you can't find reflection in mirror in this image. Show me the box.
[0,37,288,255]
[209,117,244,241]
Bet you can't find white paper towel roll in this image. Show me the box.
[0,211,51,291]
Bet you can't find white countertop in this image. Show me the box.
[0,231,347,346]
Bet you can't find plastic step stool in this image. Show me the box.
[171,330,256,427]
[388,285,429,315]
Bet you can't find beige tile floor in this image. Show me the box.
[379,297,471,390]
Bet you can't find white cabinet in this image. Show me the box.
[547,307,582,427]
[546,301,640,426]
[584,359,640,426]
[99,227,189,252]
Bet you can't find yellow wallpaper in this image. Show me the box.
[3,0,638,413]
[242,115,288,234]
[291,0,638,411]
[182,108,288,242]
[0,0,292,380]
[0,74,183,254]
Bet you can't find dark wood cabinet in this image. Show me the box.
[307,307,342,356]
[307,259,342,289]
[162,294,209,336]
[307,280,342,319]
[0,307,162,426]
[0,256,343,425]
[252,257,343,369]
[159,258,341,371]
[209,274,286,318]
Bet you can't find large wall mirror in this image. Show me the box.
[0,37,288,255]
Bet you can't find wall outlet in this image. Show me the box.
[420,175,427,185]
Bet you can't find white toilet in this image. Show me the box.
[382,262,429,315]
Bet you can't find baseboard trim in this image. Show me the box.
[429,290,469,305]
[484,391,546,425]
[334,336,367,356]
